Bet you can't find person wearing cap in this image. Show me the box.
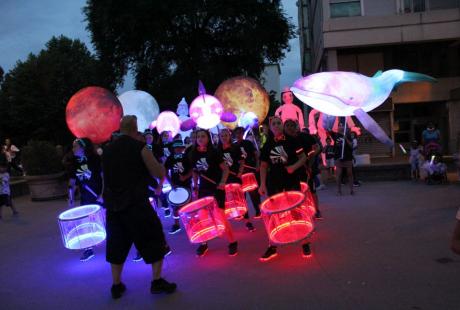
[164,139,192,234]
[68,137,104,261]
[275,87,306,130]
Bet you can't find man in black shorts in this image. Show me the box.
[103,115,177,299]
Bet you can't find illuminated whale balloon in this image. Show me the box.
[291,70,436,147]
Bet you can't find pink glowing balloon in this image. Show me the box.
[189,94,223,129]
[155,111,181,137]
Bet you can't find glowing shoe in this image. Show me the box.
[169,224,181,234]
[260,246,278,262]
[246,222,256,232]
[133,252,143,262]
[228,241,238,256]
[80,248,95,262]
[111,282,126,299]
[151,278,177,294]
[196,243,208,257]
[302,243,312,258]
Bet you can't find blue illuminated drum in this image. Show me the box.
[58,204,106,250]
[167,187,191,208]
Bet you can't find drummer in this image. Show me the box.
[218,128,255,232]
[164,140,191,234]
[233,126,262,219]
[284,119,322,219]
[258,116,310,261]
[188,129,238,257]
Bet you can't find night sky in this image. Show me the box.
[0,0,300,92]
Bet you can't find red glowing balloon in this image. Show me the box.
[66,87,123,144]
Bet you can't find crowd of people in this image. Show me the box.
[3,102,460,299]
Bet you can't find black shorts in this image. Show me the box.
[198,188,226,209]
[267,180,301,197]
[106,201,167,264]
[0,194,12,207]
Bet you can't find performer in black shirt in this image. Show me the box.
[189,129,238,257]
[218,128,255,232]
[68,138,103,262]
[258,116,309,261]
[234,126,262,219]
[103,116,176,298]
[164,140,191,234]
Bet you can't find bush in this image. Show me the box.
[22,140,63,175]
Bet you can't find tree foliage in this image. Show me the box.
[0,36,111,145]
[84,0,295,110]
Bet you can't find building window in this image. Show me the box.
[330,1,361,18]
[402,0,459,13]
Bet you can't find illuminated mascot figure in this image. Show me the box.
[275,86,306,130]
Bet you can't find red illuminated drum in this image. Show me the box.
[300,182,316,218]
[178,197,226,244]
[224,183,248,219]
[241,173,258,192]
[260,191,313,245]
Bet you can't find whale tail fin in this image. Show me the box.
[353,108,394,148]
[378,70,437,91]
[401,71,437,83]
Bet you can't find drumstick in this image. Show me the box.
[243,164,257,170]
[83,184,98,198]
[200,174,217,185]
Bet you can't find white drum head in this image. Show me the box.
[168,187,190,206]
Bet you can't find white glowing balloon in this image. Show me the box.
[189,94,223,129]
[118,90,160,131]
[155,111,181,138]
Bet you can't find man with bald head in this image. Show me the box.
[103,115,177,298]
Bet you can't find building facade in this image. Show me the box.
[298,0,460,157]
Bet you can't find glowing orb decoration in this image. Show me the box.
[155,111,181,137]
[66,87,123,144]
[238,111,258,129]
[118,90,159,131]
[224,183,248,219]
[189,94,223,129]
[241,173,258,192]
[291,70,436,147]
[260,191,313,245]
[215,76,269,129]
[58,204,106,250]
[179,196,226,244]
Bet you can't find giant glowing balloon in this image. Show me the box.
[154,111,181,137]
[215,76,269,129]
[118,90,159,131]
[291,70,436,147]
[189,94,223,129]
[66,87,123,144]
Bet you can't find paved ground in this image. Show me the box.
[1,178,460,310]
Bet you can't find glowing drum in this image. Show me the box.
[241,173,258,192]
[58,204,106,250]
[224,183,248,219]
[300,182,316,218]
[179,197,226,244]
[167,187,191,208]
[260,191,313,245]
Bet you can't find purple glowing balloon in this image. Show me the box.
[220,111,237,122]
[180,118,196,131]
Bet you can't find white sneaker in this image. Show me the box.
[317,184,326,190]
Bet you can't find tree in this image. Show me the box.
[84,0,295,110]
[0,36,111,145]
